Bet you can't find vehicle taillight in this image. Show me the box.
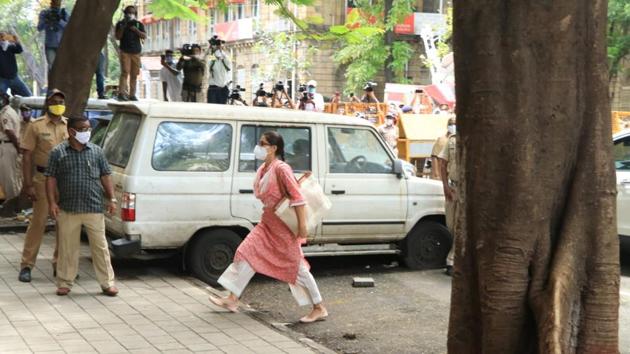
[121,192,136,222]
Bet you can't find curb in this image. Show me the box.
[187,277,337,354]
[0,222,55,233]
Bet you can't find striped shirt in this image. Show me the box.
[46,141,112,213]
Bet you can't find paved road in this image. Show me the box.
[0,231,321,354]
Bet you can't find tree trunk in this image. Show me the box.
[448,0,619,353]
[383,0,394,84]
[48,0,120,118]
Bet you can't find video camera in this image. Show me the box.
[300,92,312,102]
[255,83,272,98]
[230,85,246,101]
[209,35,225,47]
[273,81,285,92]
[180,44,201,57]
[364,81,377,92]
[45,8,66,31]
[298,84,307,93]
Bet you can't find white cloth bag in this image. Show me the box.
[275,174,332,239]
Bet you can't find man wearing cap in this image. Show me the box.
[18,89,68,283]
[115,5,146,101]
[377,112,399,156]
[207,36,231,104]
[0,93,21,205]
[438,118,457,276]
[306,80,324,112]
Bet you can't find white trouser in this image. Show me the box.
[218,260,323,307]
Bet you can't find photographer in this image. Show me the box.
[160,50,182,102]
[37,0,69,71]
[207,36,231,104]
[270,81,296,109]
[176,44,205,102]
[252,83,271,107]
[361,82,380,104]
[0,32,32,97]
[228,85,247,106]
[115,6,146,101]
[305,80,324,112]
[297,85,316,111]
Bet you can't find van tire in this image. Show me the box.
[401,221,452,270]
[187,229,242,286]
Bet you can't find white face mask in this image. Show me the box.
[254,145,268,161]
[386,119,394,127]
[74,130,91,145]
[447,125,456,135]
[0,41,9,51]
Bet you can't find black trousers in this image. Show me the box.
[207,85,229,104]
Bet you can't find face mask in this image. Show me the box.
[73,130,91,145]
[308,87,316,94]
[48,104,65,116]
[125,13,136,20]
[254,145,269,161]
[0,41,9,51]
[165,56,173,64]
[386,119,394,127]
[21,112,32,121]
[447,125,456,135]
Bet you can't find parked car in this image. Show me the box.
[98,102,451,285]
[613,129,630,240]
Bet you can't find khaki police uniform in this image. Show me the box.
[431,135,449,180]
[438,134,457,266]
[20,114,68,270]
[0,105,21,201]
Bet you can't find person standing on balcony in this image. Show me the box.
[206,35,231,105]
[37,0,69,72]
[115,5,146,101]
[177,44,205,103]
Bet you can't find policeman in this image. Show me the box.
[431,118,455,180]
[0,93,21,204]
[18,89,68,282]
[438,118,457,276]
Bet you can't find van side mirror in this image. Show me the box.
[393,159,404,179]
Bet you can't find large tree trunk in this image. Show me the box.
[48,0,120,118]
[448,0,619,353]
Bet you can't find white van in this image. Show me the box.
[102,102,450,285]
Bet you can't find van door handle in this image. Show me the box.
[331,190,346,195]
[239,189,254,194]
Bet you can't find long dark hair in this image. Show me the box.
[262,131,285,161]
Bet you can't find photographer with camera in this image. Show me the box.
[270,81,296,109]
[115,5,146,101]
[207,36,231,104]
[176,44,205,102]
[0,32,32,97]
[37,0,69,72]
[361,81,380,104]
[297,84,316,111]
[160,50,182,102]
[305,80,324,112]
[228,84,248,106]
[252,83,271,107]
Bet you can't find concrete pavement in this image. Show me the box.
[0,231,320,354]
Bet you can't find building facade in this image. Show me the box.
[134,0,445,102]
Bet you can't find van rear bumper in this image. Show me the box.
[110,238,141,258]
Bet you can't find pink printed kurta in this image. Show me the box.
[234,159,306,284]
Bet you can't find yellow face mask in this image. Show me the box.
[48,104,65,116]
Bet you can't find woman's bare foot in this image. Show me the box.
[209,294,239,313]
[299,304,328,323]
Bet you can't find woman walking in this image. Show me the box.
[209,131,328,323]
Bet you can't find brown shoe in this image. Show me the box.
[56,287,71,296]
[102,287,119,297]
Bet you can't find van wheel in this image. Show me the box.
[401,221,452,270]
[187,229,242,286]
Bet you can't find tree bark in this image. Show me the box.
[48,0,120,118]
[383,0,394,84]
[448,0,619,353]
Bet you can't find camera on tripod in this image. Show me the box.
[273,81,285,92]
[230,85,246,101]
[363,81,377,92]
[180,44,194,56]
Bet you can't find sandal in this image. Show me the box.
[209,295,239,313]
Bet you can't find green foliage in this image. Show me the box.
[608,0,630,80]
[390,41,413,83]
[253,31,318,83]
[334,30,388,95]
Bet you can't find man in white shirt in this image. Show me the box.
[306,80,325,112]
[206,36,231,104]
[160,50,182,102]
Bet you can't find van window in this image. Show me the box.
[327,127,393,174]
[102,112,142,168]
[152,122,232,172]
[239,125,311,172]
[614,136,630,170]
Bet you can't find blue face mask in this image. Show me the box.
[308,87,316,94]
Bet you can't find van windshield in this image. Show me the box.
[102,112,142,168]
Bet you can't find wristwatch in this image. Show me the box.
[109,198,118,203]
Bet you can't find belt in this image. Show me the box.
[36,165,47,173]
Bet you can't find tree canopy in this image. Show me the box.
[608,0,630,80]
